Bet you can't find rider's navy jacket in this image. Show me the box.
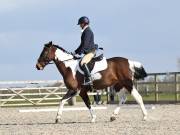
[75,26,97,55]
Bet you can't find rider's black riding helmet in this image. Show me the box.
[77,16,90,25]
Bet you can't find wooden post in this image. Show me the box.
[106,87,109,104]
[155,74,159,102]
[175,73,179,102]
[68,96,76,106]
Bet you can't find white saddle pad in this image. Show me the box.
[64,57,108,80]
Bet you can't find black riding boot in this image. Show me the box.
[81,64,93,85]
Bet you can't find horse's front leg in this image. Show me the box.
[79,90,96,123]
[55,89,77,123]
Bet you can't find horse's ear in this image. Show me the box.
[49,41,52,45]
[45,41,53,48]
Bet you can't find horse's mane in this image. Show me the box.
[53,45,70,54]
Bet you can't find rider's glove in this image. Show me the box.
[71,52,76,56]
[71,52,80,59]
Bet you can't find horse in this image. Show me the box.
[36,41,148,123]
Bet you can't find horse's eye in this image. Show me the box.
[44,51,48,55]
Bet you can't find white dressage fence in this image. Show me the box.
[0,80,107,107]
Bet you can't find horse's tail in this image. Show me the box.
[128,60,147,80]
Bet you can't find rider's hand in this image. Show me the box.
[71,52,79,58]
[74,54,80,58]
[71,52,76,56]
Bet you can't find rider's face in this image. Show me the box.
[80,23,85,29]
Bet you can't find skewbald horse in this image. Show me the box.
[36,41,148,123]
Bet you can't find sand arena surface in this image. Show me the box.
[1,104,180,135]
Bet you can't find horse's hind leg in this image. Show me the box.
[79,90,96,123]
[131,86,147,120]
[55,89,77,123]
[125,80,147,120]
[110,84,126,121]
[113,88,126,115]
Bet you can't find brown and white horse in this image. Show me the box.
[36,41,148,123]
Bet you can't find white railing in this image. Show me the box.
[0,80,66,107]
[0,80,107,107]
[0,80,63,85]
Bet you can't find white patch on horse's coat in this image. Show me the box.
[131,86,147,119]
[113,107,120,115]
[128,60,143,80]
[128,60,142,72]
[113,88,127,116]
[119,88,127,104]
[64,59,79,79]
[89,108,96,123]
[55,49,77,78]
[57,97,70,117]
[55,49,73,61]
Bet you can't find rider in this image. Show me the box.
[73,16,98,85]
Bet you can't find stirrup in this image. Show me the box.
[82,77,93,86]
[83,81,93,86]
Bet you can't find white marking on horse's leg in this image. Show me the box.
[113,89,126,115]
[56,90,77,123]
[113,107,120,115]
[131,86,147,120]
[89,108,96,123]
[56,97,70,121]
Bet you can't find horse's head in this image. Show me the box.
[36,41,74,70]
[36,41,56,70]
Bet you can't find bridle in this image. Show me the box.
[38,46,54,65]
[39,45,81,66]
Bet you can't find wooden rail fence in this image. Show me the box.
[0,72,180,107]
[136,72,180,103]
[0,80,107,107]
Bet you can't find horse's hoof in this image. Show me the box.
[113,107,120,115]
[55,119,59,123]
[113,112,119,115]
[113,112,118,115]
[143,115,148,121]
[91,119,96,123]
[110,116,116,122]
[91,115,96,123]
[55,117,61,123]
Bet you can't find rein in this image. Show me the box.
[55,55,81,63]
[42,45,82,65]
[54,49,81,63]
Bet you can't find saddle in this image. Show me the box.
[79,54,104,72]
[74,47,107,77]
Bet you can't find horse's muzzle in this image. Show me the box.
[36,63,44,70]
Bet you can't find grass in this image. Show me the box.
[123,92,178,102]
[75,92,179,102]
